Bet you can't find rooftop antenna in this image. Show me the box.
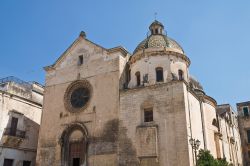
[154,12,157,20]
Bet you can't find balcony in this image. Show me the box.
[4,128,26,138]
[1,128,26,147]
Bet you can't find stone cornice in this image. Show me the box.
[236,101,250,107]
[0,145,37,152]
[120,80,217,108]
[184,81,217,108]
[0,90,43,108]
[107,46,130,57]
[120,80,184,94]
[129,49,191,66]
[203,95,217,108]
[188,89,217,108]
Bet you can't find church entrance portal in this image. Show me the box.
[61,123,88,166]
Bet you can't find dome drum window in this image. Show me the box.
[178,70,184,81]
[243,107,249,117]
[156,67,164,82]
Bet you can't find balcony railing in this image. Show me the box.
[0,76,30,86]
[3,128,26,138]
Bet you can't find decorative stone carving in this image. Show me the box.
[64,80,92,112]
[136,126,158,158]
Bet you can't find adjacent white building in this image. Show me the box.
[237,101,250,166]
[0,76,43,166]
[216,104,243,165]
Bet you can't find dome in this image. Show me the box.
[133,20,184,54]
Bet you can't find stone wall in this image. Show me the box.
[120,81,190,166]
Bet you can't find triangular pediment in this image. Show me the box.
[44,34,108,71]
[44,33,130,71]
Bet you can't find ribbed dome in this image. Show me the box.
[133,20,184,54]
[133,35,184,54]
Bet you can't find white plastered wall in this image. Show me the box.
[0,92,42,166]
[128,54,188,88]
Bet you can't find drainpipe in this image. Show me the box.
[230,110,238,165]
[218,117,225,158]
[225,119,233,162]
[199,97,207,150]
[186,86,195,165]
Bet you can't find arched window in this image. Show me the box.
[155,29,159,34]
[156,67,163,82]
[135,71,141,86]
[178,70,184,80]
[212,118,218,127]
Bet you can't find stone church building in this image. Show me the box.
[36,20,243,166]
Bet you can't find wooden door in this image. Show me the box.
[70,141,85,166]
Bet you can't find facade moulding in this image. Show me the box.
[107,46,131,57]
[0,145,37,152]
[237,101,250,107]
[120,80,185,94]
[130,50,191,66]
[187,87,217,108]
[45,69,119,88]
[121,80,217,108]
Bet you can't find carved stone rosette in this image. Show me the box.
[64,80,92,113]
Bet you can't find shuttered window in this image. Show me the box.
[144,108,153,122]
[243,107,249,117]
[247,130,250,143]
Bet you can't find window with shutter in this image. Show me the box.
[243,107,249,117]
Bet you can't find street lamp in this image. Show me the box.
[189,138,201,165]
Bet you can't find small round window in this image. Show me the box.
[64,80,92,112]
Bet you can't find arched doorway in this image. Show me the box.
[60,123,88,166]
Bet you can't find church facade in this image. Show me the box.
[36,21,243,166]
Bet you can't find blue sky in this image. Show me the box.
[0,0,249,107]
